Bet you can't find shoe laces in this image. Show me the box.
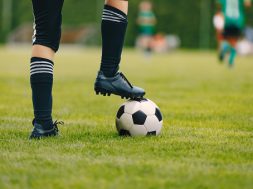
[119,72,133,88]
[53,120,64,132]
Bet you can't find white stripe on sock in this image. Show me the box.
[31,67,53,72]
[103,9,126,19]
[30,64,53,70]
[31,61,53,66]
[102,18,121,23]
[30,71,53,76]
[102,15,122,21]
[103,12,124,21]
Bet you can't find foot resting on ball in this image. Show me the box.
[29,119,63,139]
[94,71,145,99]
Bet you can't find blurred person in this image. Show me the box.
[29,0,145,139]
[136,0,156,55]
[217,0,251,67]
[213,5,225,50]
[151,33,169,53]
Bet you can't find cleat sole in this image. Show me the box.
[95,87,145,100]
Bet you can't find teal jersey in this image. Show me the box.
[219,0,245,28]
[138,11,156,35]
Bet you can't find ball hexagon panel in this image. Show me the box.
[144,115,162,136]
[132,110,147,125]
[155,108,163,122]
[116,113,134,131]
[129,125,148,136]
[140,101,156,116]
[116,105,125,119]
[124,100,141,114]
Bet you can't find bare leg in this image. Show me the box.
[32,45,55,61]
[105,0,128,14]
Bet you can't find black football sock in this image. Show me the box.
[30,57,54,130]
[100,5,128,77]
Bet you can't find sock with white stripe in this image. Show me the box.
[100,5,128,77]
[30,57,54,130]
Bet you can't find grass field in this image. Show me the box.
[0,47,252,189]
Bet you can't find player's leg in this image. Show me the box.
[226,26,241,67]
[227,37,238,67]
[30,0,64,139]
[219,26,233,63]
[94,0,145,99]
[219,40,230,62]
[99,0,128,77]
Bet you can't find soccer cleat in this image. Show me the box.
[29,119,64,139]
[94,71,145,99]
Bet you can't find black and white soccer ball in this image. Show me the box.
[116,98,163,137]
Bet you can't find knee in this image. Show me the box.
[33,11,62,52]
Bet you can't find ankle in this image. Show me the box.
[34,118,54,130]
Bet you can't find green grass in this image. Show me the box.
[0,47,252,189]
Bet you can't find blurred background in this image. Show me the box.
[0,0,252,51]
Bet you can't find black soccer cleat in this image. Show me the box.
[29,119,63,139]
[94,71,145,99]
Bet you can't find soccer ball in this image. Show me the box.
[116,98,163,137]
